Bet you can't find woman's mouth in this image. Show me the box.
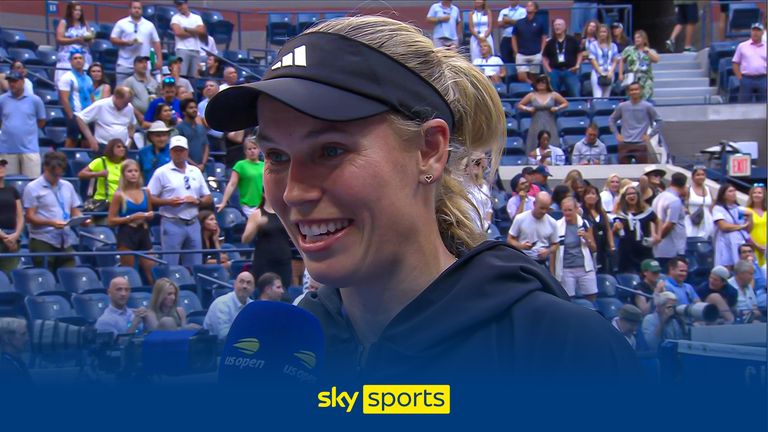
[297,219,353,244]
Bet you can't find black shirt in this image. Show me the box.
[513,17,546,55]
[696,281,739,308]
[0,186,20,230]
[543,35,581,70]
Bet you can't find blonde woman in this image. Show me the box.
[146,278,197,331]
[588,24,620,98]
[747,184,766,266]
[600,173,621,213]
[468,0,494,62]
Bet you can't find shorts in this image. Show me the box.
[66,116,82,140]
[515,53,542,74]
[676,3,699,25]
[561,267,598,297]
[117,224,153,251]
[0,152,41,177]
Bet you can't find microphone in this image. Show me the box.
[218,301,324,386]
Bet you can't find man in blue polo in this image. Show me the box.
[664,257,701,306]
[512,1,546,83]
[0,71,46,177]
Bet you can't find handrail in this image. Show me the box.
[616,284,652,299]
[197,273,233,289]
[200,47,260,80]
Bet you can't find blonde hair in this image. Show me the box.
[603,173,621,192]
[149,278,179,315]
[306,17,505,255]
[118,159,143,191]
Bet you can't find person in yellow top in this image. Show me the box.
[747,184,766,266]
[78,138,127,202]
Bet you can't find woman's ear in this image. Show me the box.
[419,119,450,182]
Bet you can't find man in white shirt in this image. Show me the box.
[507,191,558,266]
[497,1,527,63]
[219,66,239,91]
[75,86,136,151]
[148,135,212,266]
[204,271,255,339]
[110,0,163,84]
[170,0,206,78]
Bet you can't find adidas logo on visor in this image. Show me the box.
[271,45,307,70]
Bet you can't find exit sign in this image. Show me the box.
[728,154,751,177]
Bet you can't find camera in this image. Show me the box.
[675,303,718,323]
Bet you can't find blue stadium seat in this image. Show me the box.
[34,87,59,105]
[297,12,320,33]
[202,10,224,26]
[504,137,526,156]
[571,298,597,310]
[223,49,248,63]
[45,106,66,123]
[154,6,177,41]
[558,100,589,118]
[324,12,347,20]
[99,48,118,67]
[596,274,618,298]
[579,62,593,83]
[207,161,226,179]
[267,13,296,46]
[78,226,117,251]
[726,3,762,39]
[501,101,515,118]
[616,273,642,303]
[212,191,224,207]
[506,117,519,137]
[1,29,37,51]
[0,272,24,318]
[94,23,114,40]
[718,57,735,91]
[500,155,529,166]
[218,208,246,243]
[590,99,619,116]
[98,266,147,290]
[229,259,249,277]
[178,290,203,313]
[57,267,103,295]
[508,82,532,99]
[556,116,589,136]
[193,264,230,292]
[25,295,75,321]
[595,297,623,320]
[4,176,30,196]
[593,116,612,135]
[152,265,196,291]
[709,41,739,73]
[12,268,58,296]
[561,135,583,153]
[72,292,109,323]
[209,20,235,50]
[518,117,532,137]
[494,82,508,97]
[127,291,151,309]
[142,4,156,20]
[8,47,41,65]
[35,47,58,66]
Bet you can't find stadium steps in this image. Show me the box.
[653,52,719,106]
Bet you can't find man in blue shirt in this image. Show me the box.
[664,257,701,306]
[57,49,94,148]
[0,71,46,177]
[511,1,546,83]
[138,120,171,184]
[739,243,766,296]
[144,76,181,123]
[426,1,462,49]
[175,98,209,171]
[95,276,148,337]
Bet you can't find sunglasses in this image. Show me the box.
[754,183,766,188]
[184,176,191,190]
[163,77,176,85]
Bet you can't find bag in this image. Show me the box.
[621,72,635,88]
[82,157,109,212]
[689,205,705,226]
[597,74,613,87]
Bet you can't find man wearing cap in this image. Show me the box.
[75,86,137,151]
[58,50,94,148]
[664,257,700,306]
[611,304,642,349]
[696,266,737,323]
[148,135,211,266]
[176,98,209,171]
[138,121,172,183]
[732,23,766,103]
[531,165,552,194]
[110,0,163,84]
[542,18,582,98]
[609,81,662,164]
[0,59,34,96]
[635,258,665,315]
[122,56,159,115]
[167,56,194,94]
[426,1,462,49]
[642,291,685,353]
[144,77,181,124]
[652,172,687,269]
[170,0,206,79]
[0,71,46,177]
[521,167,541,196]
[508,191,558,268]
[571,124,607,165]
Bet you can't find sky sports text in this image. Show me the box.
[317,385,450,414]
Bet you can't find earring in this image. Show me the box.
[424,174,434,183]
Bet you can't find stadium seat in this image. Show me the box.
[506,117,519,137]
[34,87,59,105]
[25,295,75,321]
[726,3,762,39]
[595,297,623,320]
[229,259,250,276]
[571,298,597,310]
[193,264,230,292]
[56,267,103,295]
[593,116,612,135]
[590,98,620,117]
[600,134,619,151]
[202,10,224,26]
[504,137,526,156]
[127,291,151,309]
[267,13,296,46]
[12,268,58,296]
[36,47,58,66]
[579,62,593,83]
[494,82,508,97]
[500,155,529,166]
[209,20,235,50]
[616,273,642,303]
[154,6,177,41]
[518,117,532,137]
[556,116,589,136]
[98,266,147,290]
[94,23,114,40]
[1,29,37,51]
[297,12,320,32]
[44,125,68,145]
[99,48,119,66]
[596,274,618,298]
[558,100,589,118]
[223,49,248,63]
[709,41,739,73]
[78,226,117,251]
[178,290,203,314]
[561,135,583,154]
[4,176,30,196]
[142,4,156,20]
[152,265,196,291]
[218,208,246,242]
[72,292,110,323]
[0,272,24,318]
[501,101,515,118]
[8,47,42,65]
[508,82,532,99]
[324,12,347,20]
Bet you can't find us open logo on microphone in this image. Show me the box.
[223,338,266,370]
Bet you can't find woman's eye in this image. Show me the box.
[322,147,345,158]
[264,150,289,163]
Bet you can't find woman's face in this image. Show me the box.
[159,106,173,122]
[562,201,577,222]
[517,178,530,193]
[612,28,621,38]
[634,33,644,47]
[257,96,433,287]
[161,284,177,309]
[474,0,484,10]
[534,81,547,92]
[204,214,218,232]
[624,188,638,205]
[692,170,706,185]
[598,27,608,41]
[89,67,103,81]
[112,142,126,159]
[124,165,140,183]
[584,189,598,205]
[609,176,620,192]
[480,42,491,57]
[538,133,550,147]
[206,55,216,69]
[751,187,764,206]
[725,186,736,204]
[245,142,260,161]
[73,5,82,19]
[587,22,597,36]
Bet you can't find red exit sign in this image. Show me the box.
[728,154,751,177]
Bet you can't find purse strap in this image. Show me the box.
[86,157,108,200]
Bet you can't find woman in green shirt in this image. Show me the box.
[620,30,660,100]
[217,138,264,217]
[78,138,127,201]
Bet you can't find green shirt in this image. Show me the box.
[87,157,122,201]
[233,159,264,208]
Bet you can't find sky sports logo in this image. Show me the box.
[317,385,450,414]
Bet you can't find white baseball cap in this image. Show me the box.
[170,135,188,150]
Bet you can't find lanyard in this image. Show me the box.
[47,181,70,220]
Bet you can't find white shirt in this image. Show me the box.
[110,16,161,69]
[23,78,34,96]
[498,5,527,38]
[508,209,558,260]
[200,35,218,57]
[473,56,504,77]
[600,190,618,214]
[171,12,204,51]
[729,276,759,313]
[75,97,136,144]
[203,291,252,339]
[147,161,211,220]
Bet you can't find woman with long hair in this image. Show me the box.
[712,183,752,269]
[464,152,493,232]
[146,278,194,331]
[55,1,93,83]
[582,184,615,273]
[684,167,714,239]
[107,159,155,283]
[469,0,494,62]
[241,194,293,290]
[620,30,659,100]
[517,74,568,152]
[588,24,620,98]
[78,138,127,203]
[88,63,111,100]
[747,184,766,266]
[600,173,621,213]
[580,19,599,52]
[198,209,230,270]
[611,22,629,53]
[217,138,265,217]
[612,185,656,273]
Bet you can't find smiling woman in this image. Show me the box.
[205,16,638,385]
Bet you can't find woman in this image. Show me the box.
[638,174,656,207]
[143,103,179,133]
[78,138,127,205]
[564,169,586,203]
[551,184,571,212]
[620,30,659,100]
[612,185,656,273]
[600,173,621,213]
[747,184,766,266]
[517,75,567,152]
[204,16,636,382]
[712,184,752,269]
[588,24,620,98]
[582,185,615,274]
[107,159,155,283]
[54,1,93,83]
[88,63,111,100]
[217,138,265,217]
[464,152,493,232]
[506,173,534,222]
[0,161,24,276]
[199,210,230,269]
[241,195,292,291]
[553,197,598,302]
[145,278,192,331]
[528,130,565,166]
[469,0,494,62]
[611,23,629,53]
[580,19,599,52]
[684,167,714,239]
[473,40,505,84]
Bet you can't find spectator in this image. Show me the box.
[95,276,148,336]
[110,0,163,84]
[520,166,542,196]
[613,185,656,274]
[241,194,293,288]
[54,1,93,83]
[146,278,196,331]
[463,152,493,232]
[530,165,552,194]
[730,260,763,322]
[219,66,239,91]
[0,160,23,275]
[635,259,665,315]
[138,121,172,183]
[609,82,662,164]
[600,173,621,211]
[75,86,136,151]
[579,19,599,52]
[620,30,659,100]
[58,49,94,148]
[170,0,206,79]
[638,174,656,207]
[426,0,462,49]
[203,271,255,339]
[684,167,713,239]
[0,71,46,177]
[563,168,585,198]
[497,1,527,64]
[642,291,685,353]
[713,183,752,269]
[553,197,598,301]
[588,24,620,98]
[256,272,285,302]
[473,40,506,84]
[551,185,570,213]
[148,102,179,133]
[739,243,767,296]
[23,152,89,273]
[88,63,111,100]
[543,18,582,98]
[512,1,547,83]
[696,266,737,324]
[200,33,218,61]
[176,86,192,102]
[644,165,666,195]
[122,56,158,116]
[506,173,534,222]
[528,130,566,166]
[176,98,209,171]
[107,159,155,284]
[468,1,494,62]
[732,23,766,103]
[651,172,687,270]
[571,1,598,36]
[746,184,766,266]
[665,1,698,52]
[612,304,643,349]
[166,56,194,94]
[517,75,567,152]
[144,77,181,123]
[200,55,223,79]
[507,191,558,267]
[0,317,31,385]
[198,209,230,269]
[78,138,127,204]
[664,257,700,305]
[196,80,224,149]
[571,124,608,165]
[611,22,629,53]
[148,136,212,267]
[0,60,34,95]
[582,185,615,273]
